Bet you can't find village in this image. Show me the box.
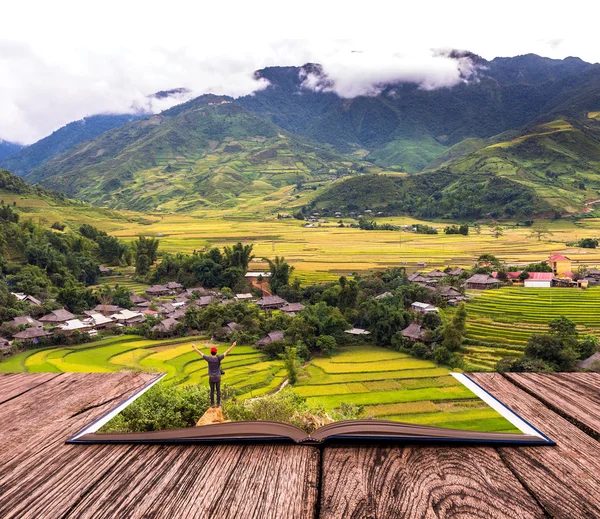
[2,251,598,362]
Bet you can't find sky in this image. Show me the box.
[2,0,599,144]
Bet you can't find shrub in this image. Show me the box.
[100,383,235,433]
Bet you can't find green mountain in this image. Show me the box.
[27,95,367,211]
[0,168,73,206]
[240,55,600,171]
[0,114,144,176]
[309,116,600,219]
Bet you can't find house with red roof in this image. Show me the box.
[548,254,572,277]
[524,271,554,288]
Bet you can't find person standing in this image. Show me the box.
[192,341,236,408]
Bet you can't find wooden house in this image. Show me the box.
[256,330,285,346]
[93,304,123,316]
[280,303,305,316]
[152,317,179,334]
[39,309,76,325]
[344,328,371,336]
[112,310,145,326]
[447,267,466,276]
[401,323,425,342]
[12,327,52,341]
[7,316,43,328]
[255,296,288,310]
[146,285,171,297]
[426,269,447,278]
[11,293,42,306]
[464,274,499,290]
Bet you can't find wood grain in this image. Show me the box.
[62,444,319,519]
[0,372,60,404]
[320,444,545,519]
[0,371,156,456]
[472,372,600,519]
[505,372,600,437]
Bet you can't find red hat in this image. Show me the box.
[210,347,218,355]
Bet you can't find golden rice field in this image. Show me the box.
[7,186,600,283]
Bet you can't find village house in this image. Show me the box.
[93,304,123,316]
[401,323,426,342]
[6,316,42,328]
[492,271,523,282]
[57,319,93,335]
[195,295,216,308]
[235,293,254,301]
[84,313,116,330]
[146,285,171,297]
[98,266,113,275]
[447,267,466,276]
[411,302,438,314]
[11,293,42,306]
[255,295,288,310]
[426,269,447,279]
[256,330,285,346]
[407,273,437,287]
[464,274,500,290]
[112,309,145,326]
[165,281,184,292]
[435,286,463,300]
[158,302,177,315]
[280,303,305,316]
[548,254,572,277]
[130,294,148,305]
[12,327,52,342]
[152,317,179,334]
[524,272,554,288]
[39,309,76,325]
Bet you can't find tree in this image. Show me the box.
[489,223,504,239]
[267,256,295,293]
[223,242,254,272]
[133,236,159,276]
[283,347,299,384]
[529,224,553,242]
[473,223,481,235]
[524,334,578,371]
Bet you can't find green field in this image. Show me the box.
[460,287,600,370]
[294,346,520,433]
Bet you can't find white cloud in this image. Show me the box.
[1,0,598,144]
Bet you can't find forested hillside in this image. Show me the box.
[0,114,144,176]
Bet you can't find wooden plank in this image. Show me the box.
[471,373,600,519]
[62,444,319,519]
[0,372,61,404]
[505,372,600,437]
[320,444,545,519]
[0,373,158,519]
[0,371,156,456]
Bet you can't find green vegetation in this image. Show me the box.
[27,96,371,212]
[294,345,520,433]
[461,287,600,370]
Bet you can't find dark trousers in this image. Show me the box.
[209,376,221,406]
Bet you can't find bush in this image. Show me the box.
[100,383,235,433]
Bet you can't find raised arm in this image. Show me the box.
[223,341,237,357]
[191,343,204,357]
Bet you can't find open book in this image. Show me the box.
[67,373,554,446]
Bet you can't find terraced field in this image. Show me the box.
[294,346,520,433]
[461,287,600,370]
[93,275,150,294]
[0,335,284,398]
